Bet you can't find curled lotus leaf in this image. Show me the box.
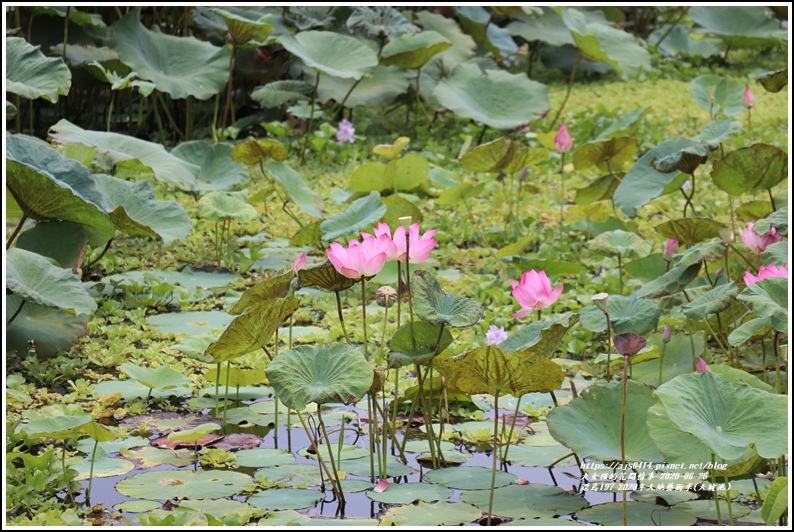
[279,30,378,79]
[298,261,357,293]
[412,269,484,328]
[655,217,726,245]
[380,31,452,70]
[231,139,288,164]
[654,143,716,174]
[6,37,71,102]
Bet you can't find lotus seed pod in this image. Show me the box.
[592,292,609,314]
[370,366,387,393]
[376,286,398,308]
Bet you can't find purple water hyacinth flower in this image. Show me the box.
[486,325,508,346]
[337,119,355,146]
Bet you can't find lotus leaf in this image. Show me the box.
[380,31,452,70]
[460,137,543,174]
[631,331,704,387]
[388,320,454,368]
[752,206,788,236]
[298,261,357,293]
[346,6,418,39]
[460,484,589,519]
[114,500,162,513]
[507,8,576,47]
[113,9,230,100]
[678,500,752,522]
[382,501,483,526]
[321,191,386,241]
[24,415,93,439]
[381,195,424,228]
[499,313,579,355]
[579,293,660,336]
[690,6,787,48]
[655,372,788,461]
[674,240,727,267]
[298,444,369,462]
[254,463,323,488]
[412,269,484,328]
[761,477,788,526]
[251,80,312,108]
[120,447,195,469]
[561,7,651,80]
[757,67,788,93]
[172,141,249,193]
[198,190,258,223]
[437,183,485,207]
[210,8,274,45]
[248,489,323,511]
[710,144,787,196]
[72,447,135,481]
[574,136,637,171]
[230,271,293,315]
[500,444,578,468]
[231,139,288,164]
[510,258,586,279]
[434,63,548,130]
[351,153,429,194]
[6,37,71,102]
[312,65,410,109]
[654,143,716,174]
[93,174,192,244]
[6,135,115,246]
[573,174,621,205]
[587,230,651,258]
[693,120,743,144]
[367,482,453,504]
[205,367,266,388]
[547,380,664,462]
[649,24,722,58]
[49,120,198,190]
[340,455,416,478]
[690,75,746,117]
[265,343,373,410]
[614,137,699,216]
[455,6,518,58]
[682,281,738,319]
[425,465,515,490]
[6,295,90,356]
[655,217,726,245]
[415,11,476,69]
[578,502,694,526]
[167,422,221,444]
[206,297,300,363]
[119,362,191,391]
[737,277,787,333]
[279,31,377,79]
[116,469,253,500]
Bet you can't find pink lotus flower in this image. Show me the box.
[663,239,679,262]
[374,223,437,264]
[486,325,508,346]
[554,124,572,154]
[743,263,788,286]
[292,253,307,273]
[361,222,401,261]
[743,85,756,109]
[741,222,784,253]
[327,238,387,280]
[696,357,711,373]
[510,270,563,318]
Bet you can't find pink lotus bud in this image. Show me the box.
[292,253,307,273]
[510,270,564,318]
[374,479,389,492]
[743,85,756,109]
[663,239,679,262]
[743,263,788,286]
[696,357,711,373]
[715,266,725,278]
[662,326,672,344]
[554,124,572,154]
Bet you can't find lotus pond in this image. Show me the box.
[4,5,790,528]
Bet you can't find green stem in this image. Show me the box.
[86,438,99,506]
[214,362,221,414]
[6,299,26,327]
[500,396,522,465]
[106,91,114,132]
[391,367,399,455]
[318,408,345,503]
[62,7,70,61]
[727,243,756,270]
[223,360,231,425]
[362,278,369,360]
[722,458,734,525]
[487,392,499,527]
[295,410,341,501]
[658,343,666,387]
[373,392,407,464]
[300,72,321,165]
[549,53,581,130]
[415,365,438,469]
[605,313,613,381]
[773,331,781,394]
[396,262,402,329]
[768,188,776,211]
[222,43,237,131]
[335,290,350,344]
[368,392,375,482]
[621,355,629,526]
[6,213,28,250]
[559,153,566,230]
[618,254,623,295]
[710,454,723,525]
[62,446,74,504]
[211,92,220,144]
[379,303,389,366]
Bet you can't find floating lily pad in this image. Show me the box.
[114,500,162,513]
[119,362,191,392]
[382,501,483,526]
[180,498,262,526]
[76,435,149,456]
[120,412,217,434]
[198,385,272,402]
[120,446,195,469]
[254,464,323,488]
[676,500,751,522]
[298,444,369,462]
[248,488,323,511]
[72,447,135,480]
[501,444,578,468]
[425,465,515,490]
[93,378,192,401]
[547,381,664,462]
[255,510,312,526]
[460,484,589,519]
[6,37,71,102]
[367,482,453,504]
[412,269,484,328]
[116,469,253,500]
[235,448,294,468]
[578,502,695,526]
[340,456,416,478]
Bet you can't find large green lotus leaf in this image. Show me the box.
[116,469,253,500]
[461,484,589,519]
[443,347,565,396]
[119,362,191,391]
[682,281,738,319]
[350,162,390,194]
[231,139,288,164]
[251,80,312,108]
[737,277,787,334]
[280,31,377,79]
[312,65,410,108]
[587,230,651,258]
[119,446,194,469]
[16,221,88,270]
[690,6,788,48]
[6,248,96,316]
[436,183,485,207]
[757,67,788,93]
[547,381,664,462]
[573,136,637,171]
[388,320,454,368]
[172,141,249,193]
[49,120,198,190]
[210,8,273,45]
[6,135,115,246]
[6,37,71,102]
[690,75,746,117]
[678,500,752,522]
[368,483,453,505]
[264,161,325,219]
[414,11,476,69]
[574,174,621,205]
[321,191,386,242]
[93,379,191,401]
[579,502,695,526]
[206,297,300,363]
[655,217,725,245]
[499,313,578,355]
[710,144,788,196]
[624,253,666,283]
[674,240,727,267]
[381,31,452,70]
[425,465,515,490]
[53,43,119,68]
[761,241,787,268]
[230,271,293,315]
[753,206,788,236]
[7,296,89,353]
[728,316,772,347]
[198,190,258,223]
[113,9,230,99]
[248,489,323,511]
[507,8,576,47]
[632,331,704,388]
[761,477,788,526]
[72,448,135,481]
[346,6,417,39]
[412,269,484,328]
[578,293,660,336]
[168,422,221,444]
[382,501,483,526]
[649,24,723,58]
[381,195,423,229]
[499,443,578,468]
[736,201,774,222]
[655,372,788,461]
[297,261,357,293]
[459,137,544,174]
[434,62,549,130]
[265,343,373,410]
[614,137,697,216]
[693,120,743,144]
[253,463,322,488]
[653,143,716,174]
[561,8,651,80]
[93,174,192,244]
[24,415,93,439]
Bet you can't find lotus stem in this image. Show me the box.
[300,72,321,165]
[273,390,279,449]
[477,124,488,145]
[710,454,723,524]
[223,360,231,425]
[773,331,781,394]
[398,381,422,457]
[296,409,343,503]
[362,278,370,360]
[214,362,221,414]
[222,43,236,131]
[396,262,402,329]
[549,53,581,130]
[378,302,389,366]
[62,446,74,505]
[487,392,499,527]
[86,438,99,506]
[211,92,220,144]
[621,354,629,526]
[318,408,346,504]
[6,299,25,327]
[768,188,776,211]
[391,368,399,455]
[721,458,734,525]
[415,364,438,469]
[604,311,613,382]
[368,392,375,482]
[335,290,350,344]
[372,391,408,464]
[62,7,70,61]
[337,78,363,115]
[658,342,666,387]
[6,214,28,250]
[559,153,566,230]
[500,396,522,465]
